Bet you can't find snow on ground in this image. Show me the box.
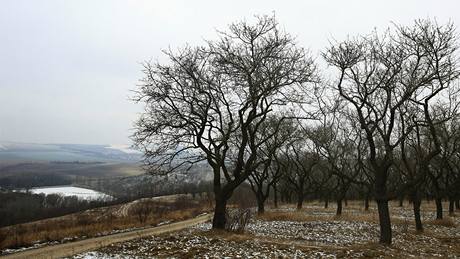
[70,205,460,258]
[30,186,112,200]
[71,229,333,259]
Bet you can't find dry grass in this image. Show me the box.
[259,201,444,227]
[200,229,255,242]
[0,197,212,250]
[426,217,457,227]
[257,211,321,222]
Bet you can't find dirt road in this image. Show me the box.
[2,213,212,259]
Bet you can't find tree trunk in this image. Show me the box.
[344,198,348,207]
[411,191,423,231]
[375,173,392,245]
[364,195,370,211]
[336,199,342,215]
[456,199,460,210]
[296,192,303,210]
[212,197,227,229]
[376,199,392,244]
[448,199,454,216]
[324,197,329,209]
[256,192,266,215]
[435,198,443,219]
[273,184,278,208]
[399,196,404,207]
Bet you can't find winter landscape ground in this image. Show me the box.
[69,201,460,258]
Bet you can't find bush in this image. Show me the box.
[225,208,252,233]
[130,199,157,223]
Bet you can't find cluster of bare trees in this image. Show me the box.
[133,15,460,244]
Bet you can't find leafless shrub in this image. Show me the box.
[130,200,157,224]
[225,208,252,233]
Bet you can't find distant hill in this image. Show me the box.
[0,142,142,163]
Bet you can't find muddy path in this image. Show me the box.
[2,213,212,259]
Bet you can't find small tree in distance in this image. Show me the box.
[133,15,318,229]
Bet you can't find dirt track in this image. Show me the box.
[2,213,212,259]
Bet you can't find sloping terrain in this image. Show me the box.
[2,214,212,259]
[72,201,460,258]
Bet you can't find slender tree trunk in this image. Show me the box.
[324,197,329,209]
[273,184,278,208]
[435,198,443,219]
[212,196,227,229]
[399,196,404,207]
[344,198,348,207]
[336,199,343,215]
[364,194,370,211]
[411,191,423,231]
[296,191,303,210]
[456,199,460,210]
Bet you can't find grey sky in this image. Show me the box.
[1,0,459,145]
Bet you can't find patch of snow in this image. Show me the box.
[30,186,112,200]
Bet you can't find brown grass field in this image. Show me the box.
[0,194,212,252]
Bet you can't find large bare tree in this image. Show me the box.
[133,15,317,229]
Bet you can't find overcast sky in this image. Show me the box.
[0,0,459,145]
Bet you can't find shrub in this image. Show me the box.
[225,208,252,233]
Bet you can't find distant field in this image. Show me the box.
[0,162,145,189]
[0,142,145,189]
[0,162,143,177]
[0,142,142,163]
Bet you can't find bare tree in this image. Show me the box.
[324,19,459,244]
[248,116,295,214]
[279,136,321,210]
[133,15,317,229]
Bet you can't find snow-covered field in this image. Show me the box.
[30,186,112,200]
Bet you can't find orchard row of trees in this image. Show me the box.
[133,15,460,244]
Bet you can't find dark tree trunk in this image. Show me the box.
[375,173,392,244]
[435,198,443,219]
[256,192,266,215]
[399,196,404,207]
[273,184,278,208]
[324,197,329,209]
[344,198,348,207]
[336,199,343,215]
[448,199,454,216]
[296,186,303,210]
[456,199,460,210]
[364,194,370,211]
[411,191,423,231]
[257,200,265,214]
[376,199,392,244]
[296,193,303,210]
[212,197,227,229]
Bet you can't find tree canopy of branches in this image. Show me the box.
[324,19,459,244]
[133,15,317,229]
